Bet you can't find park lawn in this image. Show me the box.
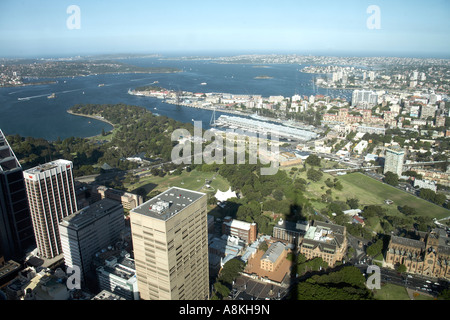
[373,283,411,300]
[373,283,435,300]
[123,168,231,198]
[336,173,450,220]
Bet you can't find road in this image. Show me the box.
[356,264,450,297]
[75,151,204,183]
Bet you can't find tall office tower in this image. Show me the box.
[384,146,405,177]
[0,130,35,260]
[130,187,209,300]
[23,159,78,259]
[352,89,378,108]
[59,198,125,282]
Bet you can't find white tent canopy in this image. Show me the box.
[214,187,237,202]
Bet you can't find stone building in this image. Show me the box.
[299,221,347,267]
[385,228,450,279]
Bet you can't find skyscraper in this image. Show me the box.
[23,159,78,259]
[0,130,35,260]
[384,146,405,177]
[351,89,378,108]
[59,198,125,282]
[130,187,209,300]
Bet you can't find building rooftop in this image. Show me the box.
[303,221,346,250]
[261,242,286,264]
[131,187,205,221]
[92,290,126,300]
[386,145,405,154]
[24,159,72,176]
[60,198,123,230]
[223,217,254,231]
[390,235,425,250]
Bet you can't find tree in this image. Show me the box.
[306,154,321,167]
[307,168,323,182]
[346,198,360,209]
[334,181,343,191]
[384,171,398,186]
[434,193,446,206]
[396,264,407,274]
[218,258,245,285]
[272,189,284,201]
[213,282,230,299]
[366,239,383,257]
[259,241,268,252]
[398,205,417,216]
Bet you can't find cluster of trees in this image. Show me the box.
[296,266,373,300]
[324,177,343,191]
[306,168,323,182]
[366,238,386,258]
[7,135,106,176]
[294,253,329,276]
[8,103,198,178]
[305,154,321,167]
[210,258,245,300]
[71,103,195,163]
[198,162,313,235]
[384,171,399,186]
[418,188,447,206]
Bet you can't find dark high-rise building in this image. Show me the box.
[0,130,35,260]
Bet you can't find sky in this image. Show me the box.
[0,0,449,58]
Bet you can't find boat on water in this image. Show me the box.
[200,82,207,86]
[47,93,56,99]
[98,84,105,87]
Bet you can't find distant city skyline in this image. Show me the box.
[0,0,449,58]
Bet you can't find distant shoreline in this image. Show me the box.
[1,80,57,88]
[66,110,115,139]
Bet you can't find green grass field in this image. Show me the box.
[282,163,450,221]
[337,172,450,220]
[373,283,435,300]
[123,168,231,198]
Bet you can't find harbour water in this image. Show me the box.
[0,57,352,141]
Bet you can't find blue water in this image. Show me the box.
[0,57,352,141]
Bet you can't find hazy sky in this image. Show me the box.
[0,0,449,58]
